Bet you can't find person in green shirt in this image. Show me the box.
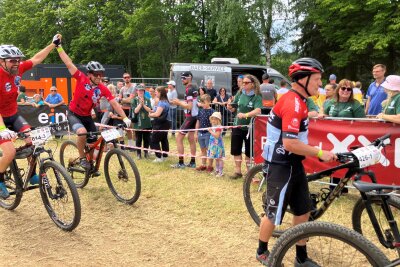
[376,75,400,124]
[16,86,32,105]
[131,85,152,159]
[322,79,365,193]
[323,79,365,119]
[227,74,262,179]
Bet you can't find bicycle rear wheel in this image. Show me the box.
[39,161,81,231]
[243,164,292,236]
[268,221,390,267]
[104,148,141,205]
[59,140,90,188]
[0,165,23,210]
[352,194,400,260]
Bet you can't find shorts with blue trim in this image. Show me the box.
[263,160,311,225]
[198,132,211,149]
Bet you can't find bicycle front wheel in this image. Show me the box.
[0,165,23,210]
[352,194,400,259]
[104,148,141,204]
[268,221,390,267]
[59,140,90,188]
[243,164,292,237]
[39,161,81,231]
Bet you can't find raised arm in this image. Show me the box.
[30,34,61,66]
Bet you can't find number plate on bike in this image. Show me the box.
[30,127,52,145]
[352,146,381,168]
[101,128,121,142]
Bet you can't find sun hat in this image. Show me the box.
[136,84,146,90]
[166,80,176,86]
[381,75,400,91]
[329,74,337,80]
[210,112,222,121]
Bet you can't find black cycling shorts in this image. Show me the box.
[179,116,197,135]
[230,127,251,157]
[67,112,97,143]
[263,161,311,225]
[0,114,31,145]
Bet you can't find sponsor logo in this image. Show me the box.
[5,82,11,92]
[288,125,298,131]
[294,97,300,113]
[276,145,285,155]
[84,83,91,91]
[92,88,101,104]
[269,199,275,205]
[14,76,21,87]
[291,118,299,127]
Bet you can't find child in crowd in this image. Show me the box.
[195,94,214,172]
[207,112,225,176]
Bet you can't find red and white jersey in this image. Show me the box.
[0,60,33,117]
[69,70,114,116]
[262,90,309,164]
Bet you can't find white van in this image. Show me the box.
[170,59,289,98]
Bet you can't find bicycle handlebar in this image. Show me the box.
[335,133,391,164]
[16,120,69,140]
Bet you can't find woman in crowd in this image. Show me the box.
[376,75,400,124]
[32,94,44,107]
[212,87,231,136]
[322,79,365,193]
[148,86,171,162]
[227,74,262,179]
[131,85,152,159]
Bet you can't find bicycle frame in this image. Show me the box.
[360,190,400,250]
[8,144,55,194]
[306,161,377,220]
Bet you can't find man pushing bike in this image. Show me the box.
[256,58,336,266]
[55,36,131,171]
[0,35,61,199]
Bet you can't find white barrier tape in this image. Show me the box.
[116,143,255,164]
[94,122,252,133]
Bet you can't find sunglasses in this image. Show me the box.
[123,76,130,79]
[5,58,21,64]
[340,87,352,92]
[92,72,104,77]
[50,90,57,92]
[242,81,253,85]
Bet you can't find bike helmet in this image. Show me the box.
[0,45,25,59]
[289,58,324,81]
[86,61,105,72]
[288,57,324,96]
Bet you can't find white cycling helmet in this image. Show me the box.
[0,45,25,59]
[86,61,105,72]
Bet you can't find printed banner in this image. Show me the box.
[17,105,69,135]
[253,115,400,185]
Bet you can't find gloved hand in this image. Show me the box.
[123,117,131,128]
[0,129,17,140]
[52,34,62,47]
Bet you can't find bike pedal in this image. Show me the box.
[92,171,101,177]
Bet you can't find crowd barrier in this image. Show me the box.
[253,115,400,185]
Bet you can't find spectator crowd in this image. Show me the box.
[16,63,400,178]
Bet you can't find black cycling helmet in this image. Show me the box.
[0,45,25,59]
[288,57,324,96]
[86,61,105,72]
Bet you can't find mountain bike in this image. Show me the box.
[0,123,81,231]
[59,125,141,205]
[243,134,400,252]
[267,180,400,266]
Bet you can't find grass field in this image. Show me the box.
[0,133,398,266]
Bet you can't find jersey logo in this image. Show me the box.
[276,145,285,155]
[84,83,91,91]
[14,76,21,87]
[294,97,300,113]
[248,101,253,108]
[5,82,11,92]
[291,118,299,127]
[92,88,101,104]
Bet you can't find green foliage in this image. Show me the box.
[295,0,400,83]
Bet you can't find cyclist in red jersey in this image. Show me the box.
[0,35,61,199]
[256,58,336,266]
[56,40,131,170]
